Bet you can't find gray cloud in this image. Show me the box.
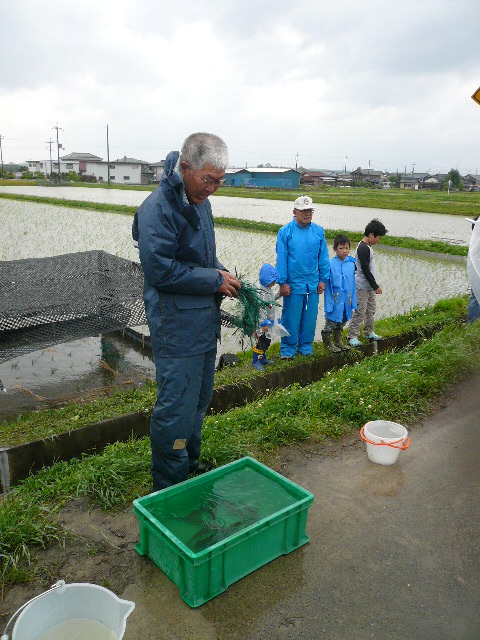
[1,0,479,172]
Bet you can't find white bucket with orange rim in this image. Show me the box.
[360,420,410,465]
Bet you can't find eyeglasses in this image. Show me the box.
[188,166,226,188]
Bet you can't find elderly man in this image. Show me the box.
[132,132,240,491]
[276,195,330,359]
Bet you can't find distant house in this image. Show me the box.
[150,161,165,182]
[397,172,430,189]
[26,158,76,175]
[301,171,337,188]
[224,167,300,189]
[351,168,385,186]
[60,152,101,178]
[110,156,154,185]
[463,174,480,191]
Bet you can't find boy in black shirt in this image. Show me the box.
[347,219,387,346]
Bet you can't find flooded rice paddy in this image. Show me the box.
[0,185,471,245]
[0,196,469,419]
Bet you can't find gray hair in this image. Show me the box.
[180,132,228,171]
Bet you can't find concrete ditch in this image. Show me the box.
[0,326,439,491]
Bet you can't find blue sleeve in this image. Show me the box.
[138,200,223,295]
[275,226,289,285]
[324,275,333,312]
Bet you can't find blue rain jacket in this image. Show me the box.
[276,219,330,294]
[132,151,224,357]
[324,255,357,322]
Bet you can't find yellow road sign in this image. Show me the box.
[472,86,480,105]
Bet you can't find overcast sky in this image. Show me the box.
[1,0,479,173]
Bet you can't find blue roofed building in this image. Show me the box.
[224,167,300,189]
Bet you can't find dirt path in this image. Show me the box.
[1,375,479,639]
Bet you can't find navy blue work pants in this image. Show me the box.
[150,348,216,491]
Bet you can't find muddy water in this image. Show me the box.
[0,185,470,244]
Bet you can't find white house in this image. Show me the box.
[26,159,80,175]
[25,151,164,185]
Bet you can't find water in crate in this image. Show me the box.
[150,466,298,553]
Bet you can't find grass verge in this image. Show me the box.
[1,319,479,585]
[0,298,468,447]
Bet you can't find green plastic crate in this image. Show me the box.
[133,456,314,607]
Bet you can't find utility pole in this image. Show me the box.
[0,134,4,179]
[45,139,55,178]
[53,123,63,183]
[295,152,299,171]
[344,155,348,175]
[106,124,111,186]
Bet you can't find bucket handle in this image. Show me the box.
[1,581,66,639]
[360,425,410,450]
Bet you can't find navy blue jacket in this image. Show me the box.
[132,151,224,357]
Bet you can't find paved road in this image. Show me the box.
[123,376,480,640]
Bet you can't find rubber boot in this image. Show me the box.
[333,329,350,350]
[321,330,341,353]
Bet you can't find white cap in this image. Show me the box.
[293,195,314,211]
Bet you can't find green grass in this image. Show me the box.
[202,320,480,465]
[0,297,468,447]
[1,319,479,584]
[0,381,157,447]
[213,296,468,386]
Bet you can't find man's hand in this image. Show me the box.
[375,287,383,295]
[217,271,241,297]
[279,284,291,297]
[317,282,326,294]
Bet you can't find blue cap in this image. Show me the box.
[259,263,279,287]
[260,319,274,328]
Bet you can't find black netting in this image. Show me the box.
[0,251,147,364]
[0,250,238,367]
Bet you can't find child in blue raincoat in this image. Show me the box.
[322,234,357,352]
[252,264,281,371]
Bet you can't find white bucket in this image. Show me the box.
[4,581,134,640]
[360,420,410,466]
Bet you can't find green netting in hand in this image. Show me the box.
[228,274,277,339]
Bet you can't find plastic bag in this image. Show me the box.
[467,219,480,304]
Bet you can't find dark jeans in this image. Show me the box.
[467,290,480,323]
[150,348,216,491]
